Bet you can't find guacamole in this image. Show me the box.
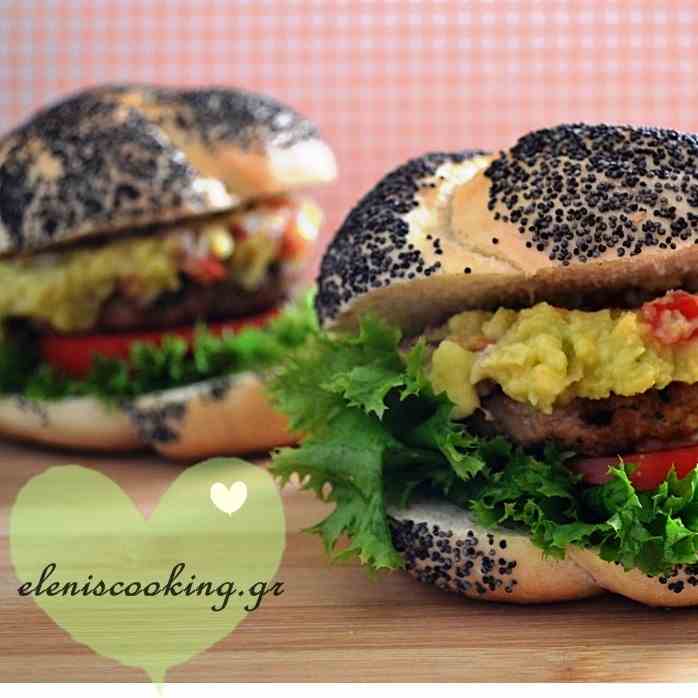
[0,219,286,333]
[430,302,698,416]
[0,236,182,332]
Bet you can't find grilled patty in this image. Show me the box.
[471,382,698,457]
[94,270,287,332]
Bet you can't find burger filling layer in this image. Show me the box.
[269,292,698,578]
[0,197,320,333]
[0,198,320,398]
[426,290,698,458]
[429,291,698,420]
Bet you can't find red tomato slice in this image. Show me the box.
[39,307,279,378]
[571,444,698,491]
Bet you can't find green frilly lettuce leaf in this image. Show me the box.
[269,313,698,577]
[0,291,317,401]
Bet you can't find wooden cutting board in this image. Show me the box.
[0,439,697,683]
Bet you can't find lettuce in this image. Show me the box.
[269,314,698,576]
[0,292,317,401]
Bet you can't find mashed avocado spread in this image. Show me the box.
[0,218,290,333]
[0,237,181,332]
[430,303,698,417]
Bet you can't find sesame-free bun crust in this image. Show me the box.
[317,125,698,334]
[0,84,336,255]
[0,372,295,459]
[390,498,698,606]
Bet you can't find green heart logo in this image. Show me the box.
[9,458,285,682]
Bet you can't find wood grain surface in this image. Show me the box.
[0,439,696,683]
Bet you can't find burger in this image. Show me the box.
[270,124,698,607]
[0,85,336,457]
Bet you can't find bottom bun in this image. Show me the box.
[568,547,698,607]
[0,372,295,458]
[389,498,698,606]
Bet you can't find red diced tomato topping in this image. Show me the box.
[641,290,698,344]
[182,255,228,284]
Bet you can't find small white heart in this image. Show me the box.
[210,481,248,516]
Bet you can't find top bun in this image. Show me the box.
[317,125,698,334]
[0,84,337,255]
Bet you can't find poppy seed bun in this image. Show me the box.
[568,547,698,607]
[317,125,698,334]
[0,84,336,255]
[0,372,294,458]
[389,498,602,603]
[390,498,698,606]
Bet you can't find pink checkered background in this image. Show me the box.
[2,0,698,272]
